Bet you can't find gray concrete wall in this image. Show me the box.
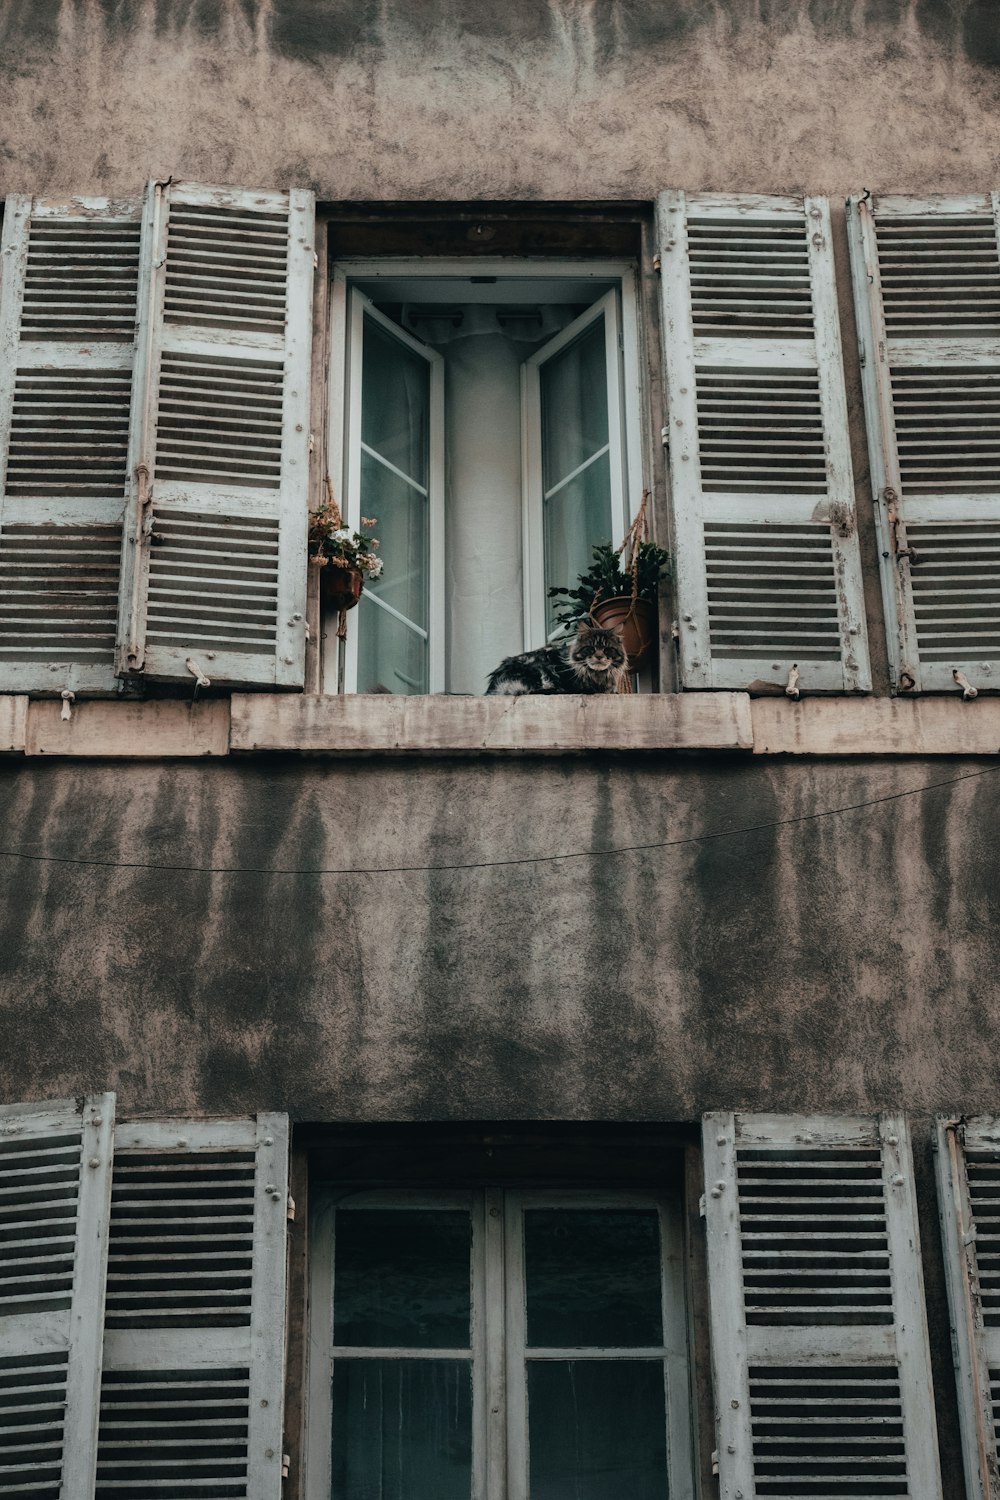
[0,0,998,200]
[2,753,996,1121]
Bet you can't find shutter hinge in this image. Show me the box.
[618,330,624,352]
[286,1192,296,1222]
[699,1192,706,1217]
[858,337,866,368]
[661,425,670,449]
[711,1448,719,1475]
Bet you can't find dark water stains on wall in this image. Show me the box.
[1,0,998,68]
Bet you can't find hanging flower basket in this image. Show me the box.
[318,561,364,613]
[591,595,658,671]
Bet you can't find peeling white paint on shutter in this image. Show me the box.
[0,1092,115,1500]
[0,196,143,693]
[97,1114,289,1500]
[849,193,1000,693]
[117,181,314,689]
[702,1112,941,1500]
[935,1115,1000,1500]
[658,193,871,693]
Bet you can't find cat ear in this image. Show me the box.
[609,620,626,638]
[576,619,592,636]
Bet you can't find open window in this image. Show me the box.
[329,261,643,696]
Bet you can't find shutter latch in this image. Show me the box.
[954,669,979,700]
[785,664,801,699]
[185,657,211,690]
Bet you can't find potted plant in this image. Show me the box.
[309,489,383,612]
[547,497,669,670]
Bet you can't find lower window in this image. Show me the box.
[307,1187,692,1500]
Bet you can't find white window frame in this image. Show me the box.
[326,259,646,693]
[521,290,628,645]
[305,1183,694,1500]
[340,288,446,694]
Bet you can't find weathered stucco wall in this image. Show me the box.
[1,753,996,1121]
[0,0,999,199]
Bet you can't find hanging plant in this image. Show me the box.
[309,483,383,613]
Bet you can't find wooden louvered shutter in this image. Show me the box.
[117,181,314,688]
[97,1114,289,1500]
[703,1112,941,1500]
[849,193,1000,693]
[657,192,871,693]
[935,1115,1000,1500]
[0,195,144,692]
[0,1093,115,1500]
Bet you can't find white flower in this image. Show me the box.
[366,557,384,578]
[334,528,352,541]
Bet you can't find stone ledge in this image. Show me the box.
[23,699,231,757]
[2,692,998,758]
[751,695,1000,755]
[230,691,755,754]
[0,696,27,753]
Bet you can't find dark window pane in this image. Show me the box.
[527,1359,668,1500]
[361,317,429,484]
[540,318,610,490]
[524,1210,663,1348]
[331,1358,472,1500]
[334,1209,471,1349]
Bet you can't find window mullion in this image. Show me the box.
[503,1191,529,1500]
[482,1187,505,1500]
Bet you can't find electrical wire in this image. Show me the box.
[0,761,996,877]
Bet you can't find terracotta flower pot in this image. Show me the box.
[591,595,658,670]
[318,562,364,612]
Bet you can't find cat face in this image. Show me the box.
[570,622,627,676]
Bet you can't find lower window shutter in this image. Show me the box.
[658,192,871,694]
[935,1116,1000,1500]
[849,192,1000,694]
[702,1112,942,1500]
[97,1114,290,1500]
[0,1093,115,1500]
[0,195,144,694]
[116,180,315,689]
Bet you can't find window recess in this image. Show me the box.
[849,192,1000,694]
[330,261,641,697]
[306,1185,694,1500]
[702,1112,942,1500]
[658,192,871,695]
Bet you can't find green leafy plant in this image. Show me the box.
[548,541,670,630]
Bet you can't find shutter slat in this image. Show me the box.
[658,192,871,692]
[935,1116,1000,1500]
[97,1114,288,1500]
[849,192,1000,691]
[116,181,313,688]
[0,1095,115,1500]
[0,197,144,692]
[704,1113,941,1500]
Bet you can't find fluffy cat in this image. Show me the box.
[485,621,628,696]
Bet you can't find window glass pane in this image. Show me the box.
[360,449,427,630]
[543,451,613,637]
[527,1359,668,1500]
[540,318,610,490]
[331,1358,472,1500]
[361,317,429,485]
[334,1209,472,1348]
[524,1209,663,1348]
[356,597,427,695]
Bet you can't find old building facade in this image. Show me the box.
[2,4,1000,1499]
